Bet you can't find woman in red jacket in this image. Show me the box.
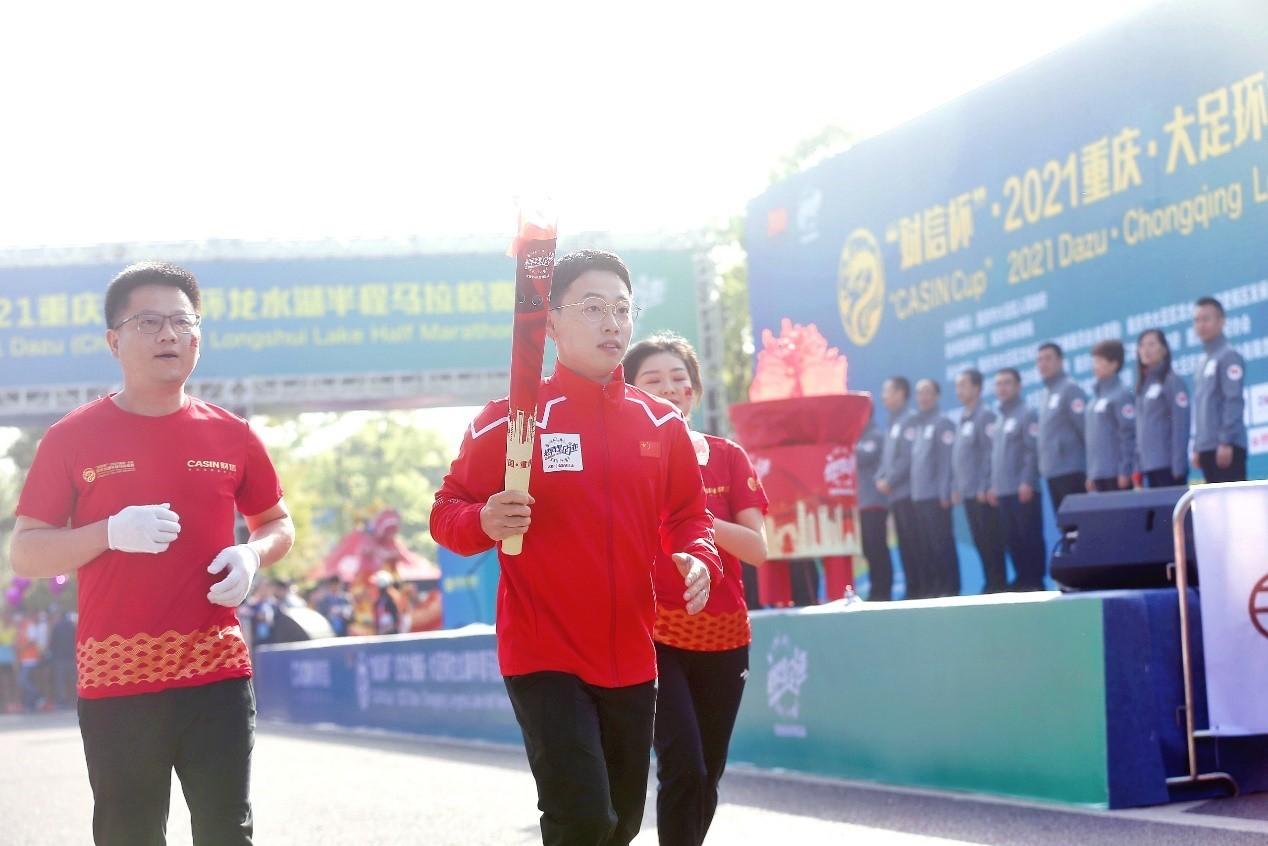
[625,333,769,846]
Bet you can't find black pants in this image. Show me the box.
[1091,477,1123,492]
[889,497,923,599]
[1199,447,1248,483]
[505,671,656,846]
[787,559,820,607]
[741,563,762,611]
[653,643,747,846]
[860,507,893,601]
[1144,468,1188,488]
[78,677,255,846]
[963,498,1007,593]
[997,493,1047,591]
[1045,472,1087,517]
[913,499,960,597]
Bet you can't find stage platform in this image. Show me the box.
[254,588,1268,809]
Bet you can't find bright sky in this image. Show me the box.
[0,0,1159,250]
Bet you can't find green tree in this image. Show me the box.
[263,412,456,583]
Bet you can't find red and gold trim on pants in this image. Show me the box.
[76,624,251,692]
[653,604,751,652]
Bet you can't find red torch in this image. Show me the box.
[502,205,557,555]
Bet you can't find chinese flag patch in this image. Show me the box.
[640,440,661,458]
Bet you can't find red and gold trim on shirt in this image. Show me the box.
[653,604,751,652]
[76,624,251,696]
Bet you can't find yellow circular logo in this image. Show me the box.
[82,468,96,483]
[837,228,886,346]
[747,476,758,492]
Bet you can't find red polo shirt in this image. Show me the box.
[16,396,283,699]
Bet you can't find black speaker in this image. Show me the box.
[1050,487,1197,591]
[268,607,337,643]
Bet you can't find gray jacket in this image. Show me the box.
[952,402,995,498]
[1193,335,1247,451]
[1136,366,1190,478]
[991,396,1039,496]
[854,423,888,510]
[1038,372,1088,478]
[1085,376,1137,480]
[910,408,955,503]
[876,408,916,502]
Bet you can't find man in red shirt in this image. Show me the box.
[431,250,720,846]
[10,262,294,846]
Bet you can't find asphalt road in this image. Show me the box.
[2,711,1266,845]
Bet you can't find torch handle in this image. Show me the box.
[501,410,536,556]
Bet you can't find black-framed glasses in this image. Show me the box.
[113,311,202,334]
[550,296,642,325]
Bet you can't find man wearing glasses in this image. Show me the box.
[432,249,719,846]
[10,262,294,846]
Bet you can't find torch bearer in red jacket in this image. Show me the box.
[502,206,558,555]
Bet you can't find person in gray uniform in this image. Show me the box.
[1134,329,1190,488]
[1037,342,1088,515]
[1084,339,1137,493]
[854,411,894,601]
[988,368,1046,591]
[874,376,921,600]
[910,379,959,597]
[1192,296,1247,482]
[952,368,1006,594]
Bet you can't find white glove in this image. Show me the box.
[107,503,181,554]
[206,544,261,608]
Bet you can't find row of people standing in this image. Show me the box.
[855,295,1248,599]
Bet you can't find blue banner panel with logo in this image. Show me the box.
[0,249,698,389]
[438,546,499,629]
[745,0,1268,476]
[253,628,521,745]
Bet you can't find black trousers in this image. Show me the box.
[1091,477,1124,492]
[78,677,255,846]
[889,497,923,599]
[1045,472,1087,517]
[787,559,820,607]
[653,643,747,846]
[505,671,656,846]
[913,499,960,596]
[963,498,1007,593]
[997,493,1047,591]
[1199,447,1248,483]
[860,507,893,601]
[1144,468,1188,488]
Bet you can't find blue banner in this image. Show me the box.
[254,629,520,743]
[745,0,1268,476]
[0,248,699,389]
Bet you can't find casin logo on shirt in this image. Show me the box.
[187,459,238,474]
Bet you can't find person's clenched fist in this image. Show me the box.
[480,490,535,542]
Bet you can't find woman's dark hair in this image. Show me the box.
[623,332,703,395]
[1135,328,1173,395]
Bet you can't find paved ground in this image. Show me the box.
[2,711,1266,845]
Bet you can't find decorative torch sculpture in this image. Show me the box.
[729,319,872,606]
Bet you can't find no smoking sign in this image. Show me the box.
[1250,575,1268,639]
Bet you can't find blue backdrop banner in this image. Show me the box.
[746,0,1268,479]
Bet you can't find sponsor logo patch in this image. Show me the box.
[541,433,583,472]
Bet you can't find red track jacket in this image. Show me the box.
[431,364,721,688]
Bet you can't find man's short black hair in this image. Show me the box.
[959,368,983,389]
[917,378,941,395]
[1091,338,1125,371]
[551,250,632,303]
[1037,341,1063,359]
[105,262,202,328]
[997,367,1022,384]
[1195,296,1225,316]
[884,376,910,399]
